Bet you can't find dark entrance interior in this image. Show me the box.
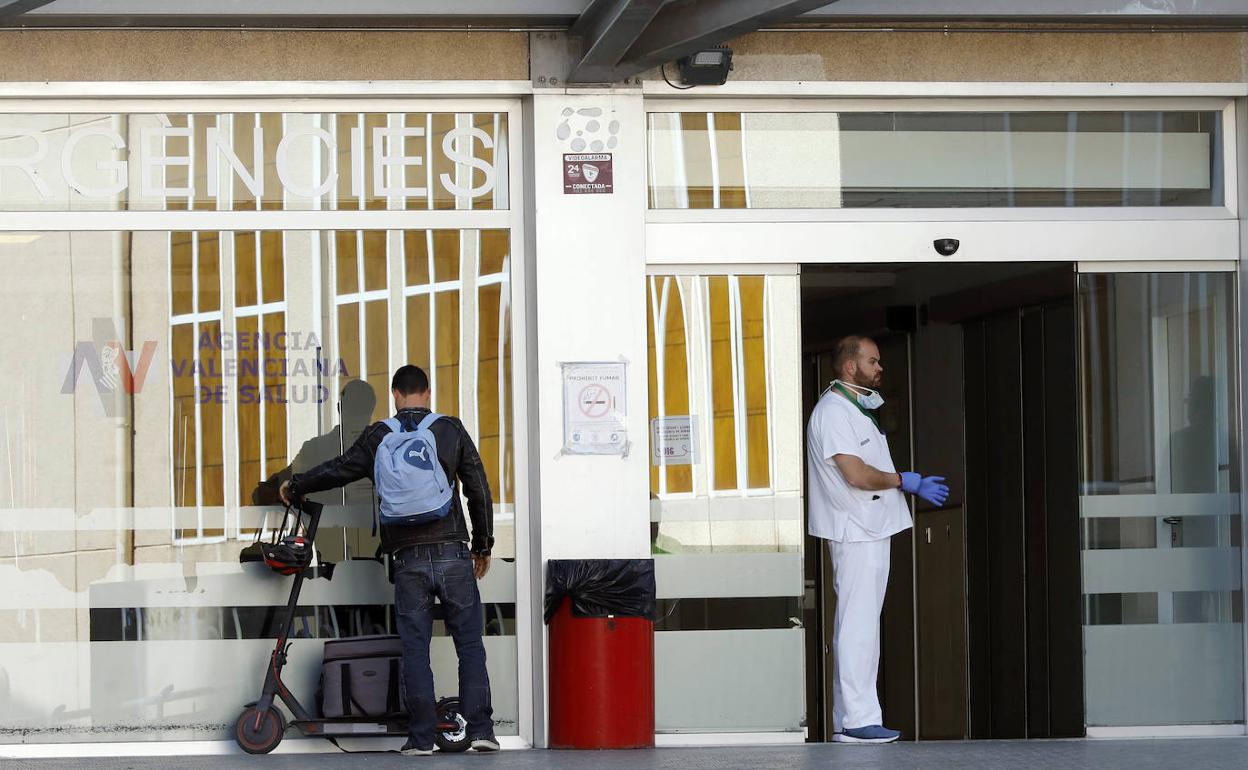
[800,262,1085,741]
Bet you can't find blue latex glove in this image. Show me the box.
[899,472,949,507]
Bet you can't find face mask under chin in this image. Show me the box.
[833,379,885,410]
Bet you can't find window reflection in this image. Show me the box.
[1080,273,1235,496]
[1078,271,1243,727]
[646,273,792,553]
[649,111,1222,209]
[0,229,519,742]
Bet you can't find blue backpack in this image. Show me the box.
[373,413,455,527]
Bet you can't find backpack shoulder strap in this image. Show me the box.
[416,412,442,432]
[381,417,403,434]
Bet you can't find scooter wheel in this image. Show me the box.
[434,697,471,753]
[234,705,285,754]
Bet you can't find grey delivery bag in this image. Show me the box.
[319,634,404,718]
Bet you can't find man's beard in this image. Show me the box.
[853,372,882,389]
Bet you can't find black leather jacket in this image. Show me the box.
[288,407,494,555]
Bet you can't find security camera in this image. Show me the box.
[933,238,960,257]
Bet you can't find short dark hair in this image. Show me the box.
[391,365,430,395]
[832,335,873,379]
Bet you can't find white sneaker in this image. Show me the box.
[471,737,501,752]
[400,743,434,756]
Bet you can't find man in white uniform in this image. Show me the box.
[807,335,949,744]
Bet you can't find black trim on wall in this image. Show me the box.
[963,290,1085,739]
[1042,300,1085,737]
[654,597,801,631]
[1022,307,1053,738]
[963,320,993,739]
[90,603,517,641]
[984,311,1028,739]
[878,332,917,740]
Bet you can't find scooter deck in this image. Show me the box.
[294,718,408,736]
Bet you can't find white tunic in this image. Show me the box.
[806,387,912,543]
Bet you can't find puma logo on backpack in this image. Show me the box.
[374,413,454,526]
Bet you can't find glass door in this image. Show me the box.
[645,271,806,735]
[1078,270,1243,727]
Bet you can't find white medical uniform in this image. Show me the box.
[806,387,912,732]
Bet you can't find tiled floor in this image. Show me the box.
[5,737,1248,770]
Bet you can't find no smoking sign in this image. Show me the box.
[578,384,611,418]
[561,362,627,455]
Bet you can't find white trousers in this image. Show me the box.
[828,537,892,732]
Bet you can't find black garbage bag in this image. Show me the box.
[544,559,656,623]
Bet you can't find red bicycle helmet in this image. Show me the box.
[262,535,312,575]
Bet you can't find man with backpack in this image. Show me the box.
[280,365,498,755]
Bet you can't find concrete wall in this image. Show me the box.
[0,27,1242,85]
[679,29,1248,82]
[0,30,528,81]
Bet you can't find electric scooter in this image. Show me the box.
[233,498,470,754]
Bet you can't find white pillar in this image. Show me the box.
[529,90,650,561]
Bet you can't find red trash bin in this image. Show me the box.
[548,596,654,749]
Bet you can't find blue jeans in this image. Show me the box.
[393,541,494,748]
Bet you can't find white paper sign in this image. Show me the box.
[561,361,627,455]
[651,415,696,466]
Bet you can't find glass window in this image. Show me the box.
[648,274,773,505]
[1078,271,1242,727]
[649,111,1223,209]
[0,112,509,212]
[170,231,228,541]
[0,229,517,743]
[332,230,391,424]
[647,275,694,496]
[645,272,804,733]
[233,231,288,522]
[476,230,515,532]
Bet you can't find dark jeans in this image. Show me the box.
[393,541,494,748]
